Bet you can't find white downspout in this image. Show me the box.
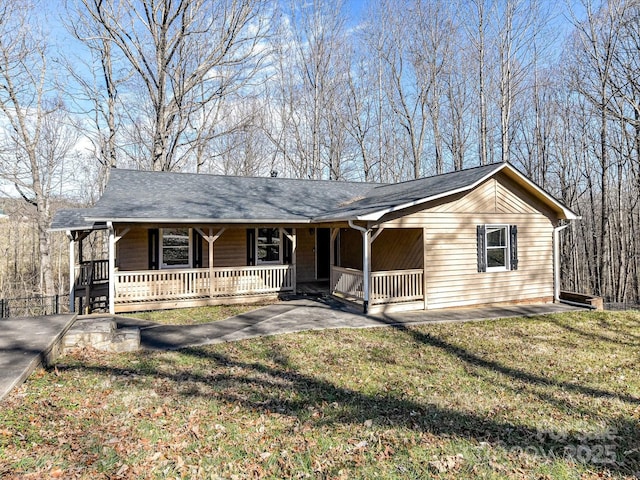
[349,219,371,314]
[553,223,570,302]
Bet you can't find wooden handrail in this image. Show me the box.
[113,265,295,303]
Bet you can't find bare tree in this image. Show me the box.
[63,0,127,184]
[569,0,627,297]
[71,0,270,172]
[343,50,378,181]
[463,0,494,166]
[0,0,78,295]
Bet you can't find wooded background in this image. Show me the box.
[0,0,637,304]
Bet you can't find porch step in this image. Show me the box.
[62,317,140,354]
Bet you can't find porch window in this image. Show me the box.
[161,228,192,268]
[256,227,281,264]
[477,225,518,272]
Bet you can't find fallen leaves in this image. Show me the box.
[428,453,465,474]
[0,311,638,478]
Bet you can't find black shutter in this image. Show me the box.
[148,228,160,270]
[283,228,292,264]
[192,230,203,267]
[510,225,518,270]
[476,225,486,272]
[247,228,256,265]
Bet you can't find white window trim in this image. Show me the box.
[485,224,510,272]
[256,227,283,265]
[160,228,193,269]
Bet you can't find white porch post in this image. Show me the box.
[348,220,371,313]
[66,231,75,312]
[195,227,226,299]
[209,228,215,298]
[363,229,372,313]
[291,228,297,293]
[423,227,428,310]
[281,228,297,293]
[108,223,115,314]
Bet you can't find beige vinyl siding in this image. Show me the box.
[117,226,318,280]
[339,228,363,270]
[422,213,553,309]
[378,174,558,310]
[211,228,246,267]
[115,227,247,270]
[372,229,422,271]
[116,227,148,270]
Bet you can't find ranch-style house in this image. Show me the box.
[50,162,579,315]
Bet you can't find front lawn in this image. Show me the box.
[1,310,639,478]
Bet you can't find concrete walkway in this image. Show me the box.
[0,300,583,401]
[0,314,76,402]
[115,297,583,350]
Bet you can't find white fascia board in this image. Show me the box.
[503,166,580,220]
[356,164,508,221]
[48,224,108,232]
[355,163,579,222]
[84,217,314,224]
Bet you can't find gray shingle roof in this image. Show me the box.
[315,163,504,220]
[50,208,106,231]
[85,169,378,223]
[50,163,577,231]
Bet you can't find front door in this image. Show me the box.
[316,228,330,279]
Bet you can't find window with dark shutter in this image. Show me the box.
[192,230,203,268]
[509,225,518,270]
[477,225,486,272]
[478,224,518,272]
[160,228,191,268]
[246,229,256,265]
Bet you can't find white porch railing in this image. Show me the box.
[370,269,423,305]
[331,266,423,305]
[331,266,365,301]
[211,265,295,296]
[114,265,295,304]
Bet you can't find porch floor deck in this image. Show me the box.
[296,281,330,296]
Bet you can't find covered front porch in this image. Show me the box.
[329,225,426,313]
[67,223,426,314]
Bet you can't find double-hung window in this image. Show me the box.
[486,225,509,270]
[477,224,518,272]
[257,227,281,264]
[161,228,192,268]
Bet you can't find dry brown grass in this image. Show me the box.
[1,310,638,479]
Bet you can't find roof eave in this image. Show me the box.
[48,222,109,233]
[350,163,578,222]
[84,217,315,224]
[352,163,509,222]
[49,226,97,233]
[501,165,580,220]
